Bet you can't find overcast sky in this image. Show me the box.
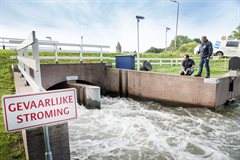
[0,0,239,52]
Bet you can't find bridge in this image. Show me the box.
[11,31,240,160]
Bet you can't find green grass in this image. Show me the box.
[0,50,25,160]
[143,51,180,58]
[152,56,229,77]
[39,51,230,77]
[0,49,231,159]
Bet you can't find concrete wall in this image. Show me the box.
[48,123,70,160]
[127,71,217,107]
[215,77,230,107]
[40,63,240,108]
[105,68,120,95]
[40,64,106,90]
[215,76,240,106]
[232,76,240,97]
[105,68,240,108]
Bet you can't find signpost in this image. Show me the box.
[2,88,77,132]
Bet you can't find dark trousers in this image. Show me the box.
[180,68,194,76]
[197,58,210,77]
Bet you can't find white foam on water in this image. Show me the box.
[68,97,240,160]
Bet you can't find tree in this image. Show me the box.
[177,41,198,54]
[228,25,240,40]
[168,35,192,50]
[193,38,201,44]
[145,47,165,53]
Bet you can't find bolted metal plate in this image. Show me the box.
[229,57,240,70]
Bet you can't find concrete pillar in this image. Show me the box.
[67,82,101,109]
[84,86,101,109]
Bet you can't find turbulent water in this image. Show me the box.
[68,97,240,160]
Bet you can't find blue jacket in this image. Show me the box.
[199,40,213,59]
[182,59,195,70]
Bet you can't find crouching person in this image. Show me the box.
[179,54,195,76]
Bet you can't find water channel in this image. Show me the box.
[69,97,240,160]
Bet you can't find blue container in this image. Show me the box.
[115,55,135,70]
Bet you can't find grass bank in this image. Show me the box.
[0,50,25,160]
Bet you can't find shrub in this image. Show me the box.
[177,41,198,55]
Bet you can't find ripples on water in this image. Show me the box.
[68,97,240,160]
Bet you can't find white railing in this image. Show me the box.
[17,31,44,92]
[142,58,182,66]
[38,57,182,66]
[11,55,182,66]
[37,41,110,63]
[4,37,111,63]
[0,37,24,50]
[9,34,182,66]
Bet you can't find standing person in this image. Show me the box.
[179,54,195,76]
[195,36,213,78]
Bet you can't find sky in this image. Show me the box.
[0,0,240,52]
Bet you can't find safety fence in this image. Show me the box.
[17,31,43,92]
[7,32,230,68]
[12,55,183,66]
[4,34,184,66]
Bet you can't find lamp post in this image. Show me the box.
[2,38,5,49]
[46,36,52,42]
[170,0,179,51]
[45,36,53,49]
[136,15,145,71]
[46,36,53,50]
[46,36,58,64]
[165,27,170,49]
[80,36,83,63]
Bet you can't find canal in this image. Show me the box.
[69,97,240,160]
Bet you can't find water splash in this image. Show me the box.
[69,97,240,160]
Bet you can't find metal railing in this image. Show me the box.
[5,37,111,64]
[0,37,24,49]
[8,34,183,66]
[12,54,183,67]
[17,31,43,92]
[143,58,182,66]
[37,41,110,63]
[12,55,182,66]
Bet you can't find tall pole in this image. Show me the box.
[165,27,170,50]
[165,28,167,49]
[170,0,179,51]
[46,36,52,42]
[137,19,140,70]
[2,38,5,49]
[80,36,83,63]
[43,126,52,160]
[42,37,53,160]
[136,15,144,71]
[46,36,57,64]
[46,36,52,49]
[175,1,179,50]
[44,37,53,160]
